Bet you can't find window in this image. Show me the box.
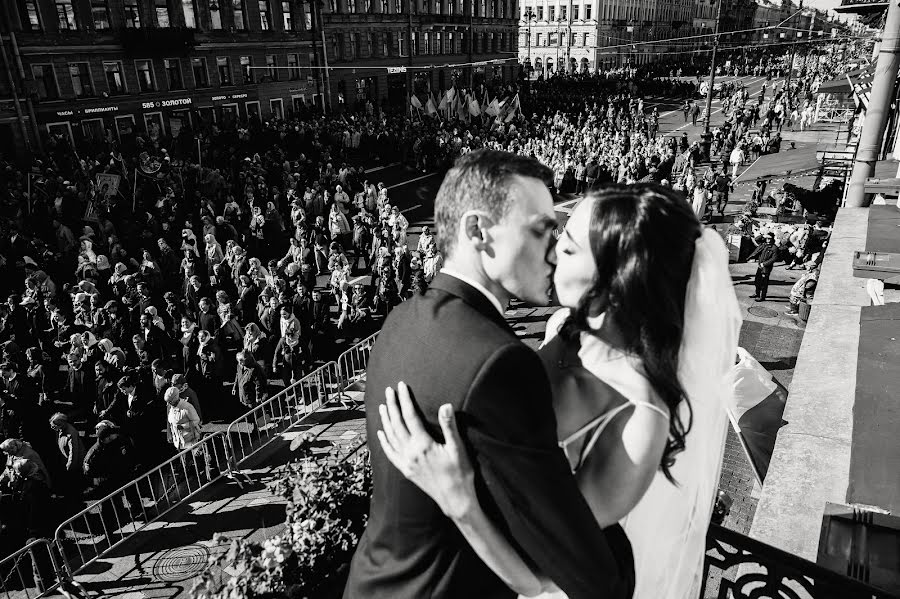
[399,31,406,56]
[135,60,155,91]
[182,0,196,27]
[32,65,58,100]
[423,31,430,54]
[210,0,222,27]
[381,0,388,13]
[69,63,93,98]
[460,30,466,52]
[411,30,418,55]
[55,0,77,29]
[347,0,356,13]
[287,53,300,79]
[216,56,231,85]
[233,0,245,29]
[448,31,454,53]
[536,5,542,19]
[124,0,141,26]
[258,0,270,29]
[331,34,340,60]
[281,1,292,28]
[239,56,250,83]
[364,0,371,11]
[581,32,587,46]
[192,57,209,87]
[164,58,183,89]
[348,32,358,58]
[21,0,41,30]
[572,4,578,19]
[366,33,373,56]
[584,3,590,19]
[548,6,554,20]
[560,5,565,19]
[395,0,402,12]
[103,61,126,94]
[448,0,453,14]
[155,0,170,26]
[302,0,311,28]
[435,31,442,55]
[570,32,575,45]
[329,0,336,12]
[265,55,277,80]
[535,32,541,45]
[91,0,110,28]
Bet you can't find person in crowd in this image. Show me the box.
[49,412,85,497]
[748,232,779,302]
[164,387,202,451]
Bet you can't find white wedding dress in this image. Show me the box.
[523,229,742,599]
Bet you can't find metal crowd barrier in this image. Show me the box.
[225,361,342,469]
[7,334,381,596]
[0,538,68,599]
[52,431,230,575]
[336,332,379,397]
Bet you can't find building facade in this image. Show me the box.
[1,0,322,157]
[320,0,519,113]
[0,0,516,159]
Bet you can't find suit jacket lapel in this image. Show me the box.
[428,273,511,331]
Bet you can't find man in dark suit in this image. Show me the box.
[344,150,633,599]
[748,232,778,301]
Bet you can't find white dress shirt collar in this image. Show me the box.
[439,267,505,316]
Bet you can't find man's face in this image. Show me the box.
[478,175,557,306]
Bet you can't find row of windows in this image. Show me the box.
[522,4,591,21]
[330,29,513,60]
[22,0,313,32]
[29,29,510,101]
[30,54,315,100]
[520,31,591,46]
[20,0,514,33]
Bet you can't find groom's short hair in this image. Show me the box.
[434,149,552,257]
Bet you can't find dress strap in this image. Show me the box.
[574,402,636,472]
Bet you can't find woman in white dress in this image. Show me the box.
[377,184,742,598]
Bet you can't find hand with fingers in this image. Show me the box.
[377,381,477,520]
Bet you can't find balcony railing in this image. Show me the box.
[702,523,895,598]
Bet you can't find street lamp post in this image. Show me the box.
[524,8,536,78]
[703,0,723,137]
[556,16,562,72]
[784,0,803,113]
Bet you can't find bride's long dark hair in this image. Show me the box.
[560,183,700,483]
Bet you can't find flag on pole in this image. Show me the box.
[410,95,423,110]
[426,95,437,115]
[504,93,521,122]
[486,98,501,117]
[480,89,490,113]
[438,91,448,112]
[725,347,789,483]
[468,94,481,117]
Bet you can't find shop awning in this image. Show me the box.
[817,77,852,95]
[848,302,900,514]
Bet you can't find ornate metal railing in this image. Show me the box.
[702,523,895,599]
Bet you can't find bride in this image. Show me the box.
[376,184,742,598]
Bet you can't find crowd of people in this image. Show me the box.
[0,46,856,559]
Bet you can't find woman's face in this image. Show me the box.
[553,198,598,310]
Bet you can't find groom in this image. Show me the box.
[343,150,634,598]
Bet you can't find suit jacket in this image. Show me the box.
[343,273,633,599]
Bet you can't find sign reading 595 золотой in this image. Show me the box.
[142,98,192,110]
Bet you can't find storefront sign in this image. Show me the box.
[387,66,407,74]
[53,106,118,118]
[211,93,249,102]
[142,97,192,109]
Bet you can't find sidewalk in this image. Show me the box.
[68,402,366,598]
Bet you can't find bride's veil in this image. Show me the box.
[620,228,742,599]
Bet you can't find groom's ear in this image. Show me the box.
[460,211,492,251]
